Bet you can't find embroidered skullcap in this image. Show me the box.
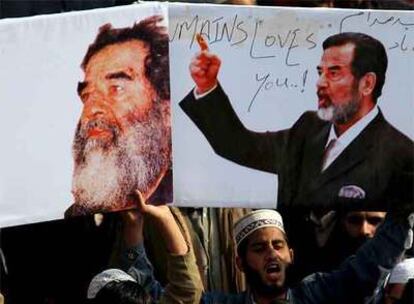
[87,268,137,299]
[233,209,285,247]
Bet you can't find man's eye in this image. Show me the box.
[368,217,384,226]
[252,246,265,253]
[110,85,125,95]
[328,70,340,79]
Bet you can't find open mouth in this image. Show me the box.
[265,262,281,274]
[264,262,283,283]
[319,97,333,109]
[317,91,330,108]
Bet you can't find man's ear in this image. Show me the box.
[359,72,376,97]
[236,256,245,273]
[289,248,294,264]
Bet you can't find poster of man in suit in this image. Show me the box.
[180,31,413,212]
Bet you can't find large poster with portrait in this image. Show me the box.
[0,3,413,228]
[0,3,171,227]
[170,4,413,210]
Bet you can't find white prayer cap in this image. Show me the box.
[87,268,137,299]
[233,209,285,247]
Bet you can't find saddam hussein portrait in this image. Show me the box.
[65,16,172,217]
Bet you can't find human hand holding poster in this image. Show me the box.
[0,3,413,227]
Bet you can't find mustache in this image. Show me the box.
[79,119,119,139]
[73,119,120,164]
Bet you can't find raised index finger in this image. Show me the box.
[196,33,209,51]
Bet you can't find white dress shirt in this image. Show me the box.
[322,106,379,171]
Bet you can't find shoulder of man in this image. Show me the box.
[376,113,413,147]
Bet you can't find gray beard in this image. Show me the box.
[317,97,360,125]
[71,104,170,213]
[317,83,361,125]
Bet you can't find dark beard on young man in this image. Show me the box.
[243,263,288,298]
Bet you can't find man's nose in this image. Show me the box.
[360,221,375,238]
[267,246,280,259]
[81,92,109,121]
[316,73,328,89]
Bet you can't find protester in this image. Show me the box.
[312,211,386,272]
[127,208,413,303]
[202,209,413,303]
[144,207,251,294]
[87,191,203,303]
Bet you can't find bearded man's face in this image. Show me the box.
[237,227,293,300]
[71,40,171,213]
[316,43,363,125]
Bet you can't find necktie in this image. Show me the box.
[321,138,337,171]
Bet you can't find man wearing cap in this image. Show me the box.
[200,209,413,304]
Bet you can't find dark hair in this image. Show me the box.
[91,280,150,304]
[81,15,170,100]
[323,32,387,102]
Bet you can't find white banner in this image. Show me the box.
[170,4,413,209]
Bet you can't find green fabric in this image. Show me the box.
[160,249,203,304]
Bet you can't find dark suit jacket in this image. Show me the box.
[180,84,413,213]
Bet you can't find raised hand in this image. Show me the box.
[190,34,221,95]
[135,190,187,254]
[135,190,170,220]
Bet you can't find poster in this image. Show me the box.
[0,3,171,227]
[170,4,414,209]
